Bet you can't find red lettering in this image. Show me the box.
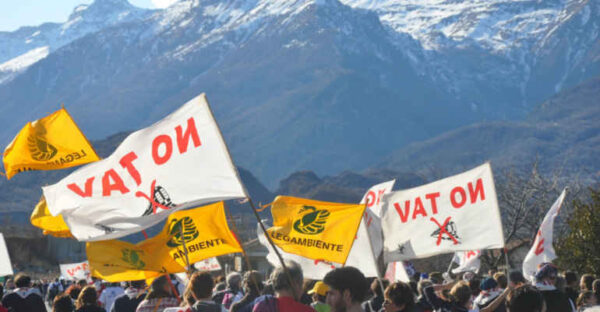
[67,269,74,276]
[102,169,130,197]
[450,186,467,208]
[67,177,95,197]
[412,197,427,219]
[366,191,376,207]
[468,178,485,203]
[152,135,173,165]
[119,152,141,186]
[394,201,410,223]
[377,189,386,205]
[534,239,545,255]
[176,117,201,154]
[466,251,477,259]
[425,192,440,214]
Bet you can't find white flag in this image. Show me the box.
[382,163,504,261]
[193,257,222,271]
[0,233,13,276]
[361,180,396,217]
[451,250,481,274]
[522,189,566,281]
[60,261,91,282]
[42,94,247,241]
[384,261,410,283]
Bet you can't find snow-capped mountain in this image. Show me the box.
[0,0,153,83]
[0,0,597,186]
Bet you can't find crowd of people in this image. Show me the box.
[1,262,599,312]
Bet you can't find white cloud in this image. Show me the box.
[151,0,178,8]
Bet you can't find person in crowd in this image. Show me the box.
[307,281,330,312]
[468,276,482,299]
[4,279,15,294]
[505,285,544,312]
[576,291,597,312]
[415,279,433,312]
[362,278,389,312]
[53,293,75,312]
[213,276,226,294]
[301,280,316,306]
[424,280,509,312]
[507,271,526,289]
[382,281,415,312]
[111,280,146,312]
[75,286,105,312]
[220,272,244,310]
[230,271,264,312]
[592,279,600,303]
[533,263,572,312]
[493,273,507,290]
[473,277,505,312]
[253,260,316,312]
[0,284,7,312]
[323,266,368,312]
[136,276,179,312]
[429,273,444,285]
[47,278,65,305]
[581,274,596,292]
[66,284,82,302]
[100,283,125,312]
[563,271,579,304]
[181,287,196,309]
[187,271,226,312]
[1,273,46,312]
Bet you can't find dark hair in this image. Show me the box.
[385,282,415,308]
[76,280,87,287]
[323,266,368,303]
[66,285,81,300]
[450,281,471,307]
[271,261,303,292]
[506,285,544,312]
[593,279,600,295]
[189,271,214,300]
[14,273,31,288]
[146,275,173,300]
[53,293,74,312]
[76,286,98,309]
[493,273,508,289]
[564,271,577,285]
[371,278,390,298]
[509,271,526,285]
[429,272,443,284]
[469,277,481,297]
[581,274,595,290]
[131,280,145,289]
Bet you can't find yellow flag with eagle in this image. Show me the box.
[3,108,99,179]
[266,196,365,264]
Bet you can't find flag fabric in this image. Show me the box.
[522,189,567,281]
[138,202,243,268]
[266,196,365,264]
[0,233,13,276]
[384,261,410,283]
[193,257,222,271]
[3,108,99,179]
[361,180,396,217]
[86,239,182,282]
[30,197,73,238]
[42,94,247,241]
[381,163,504,261]
[60,261,91,282]
[451,250,481,274]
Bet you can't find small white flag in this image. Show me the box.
[522,189,566,281]
[451,250,481,274]
[0,233,13,277]
[385,261,411,283]
[60,261,91,282]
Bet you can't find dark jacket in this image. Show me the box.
[539,289,571,312]
[415,295,433,312]
[110,289,145,312]
[362,295,384,312]
[2,288,47,312]
[423,286,468,312]
[75,304,106,312]
[230,291,260,312]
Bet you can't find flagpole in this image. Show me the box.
[446,257,454,273]
[179,226,192,274]
[362,206,387,294]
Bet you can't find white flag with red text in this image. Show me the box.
[522,189,566,281]
[193,257,222,271]
[42,94,247,241]
[60,261,91,282]
[451,250,481,274]
[381,163,504,261]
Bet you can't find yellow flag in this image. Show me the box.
[266,196,365,264]
[139,201,243,268]
[86,240,184,282]
[30,197,73,238]
[3,108,100,179]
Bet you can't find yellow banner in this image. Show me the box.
[30,197,73,238]
[87,240,183,282]
[266,196,365,264]
[3,108,100,179]
[139,201,243,267]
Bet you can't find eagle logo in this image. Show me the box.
[166,217,199,247]
[27,123,57,161]
[293,205,330,235]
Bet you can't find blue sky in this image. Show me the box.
[0,0,177,32]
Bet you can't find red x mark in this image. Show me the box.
[430,216,459,246]
[135,179,172,214]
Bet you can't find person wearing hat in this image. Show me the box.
[308,282,330,312]
[473,277,505,312]
[533,263,571,312]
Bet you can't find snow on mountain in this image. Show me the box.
[0,0,153,84]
